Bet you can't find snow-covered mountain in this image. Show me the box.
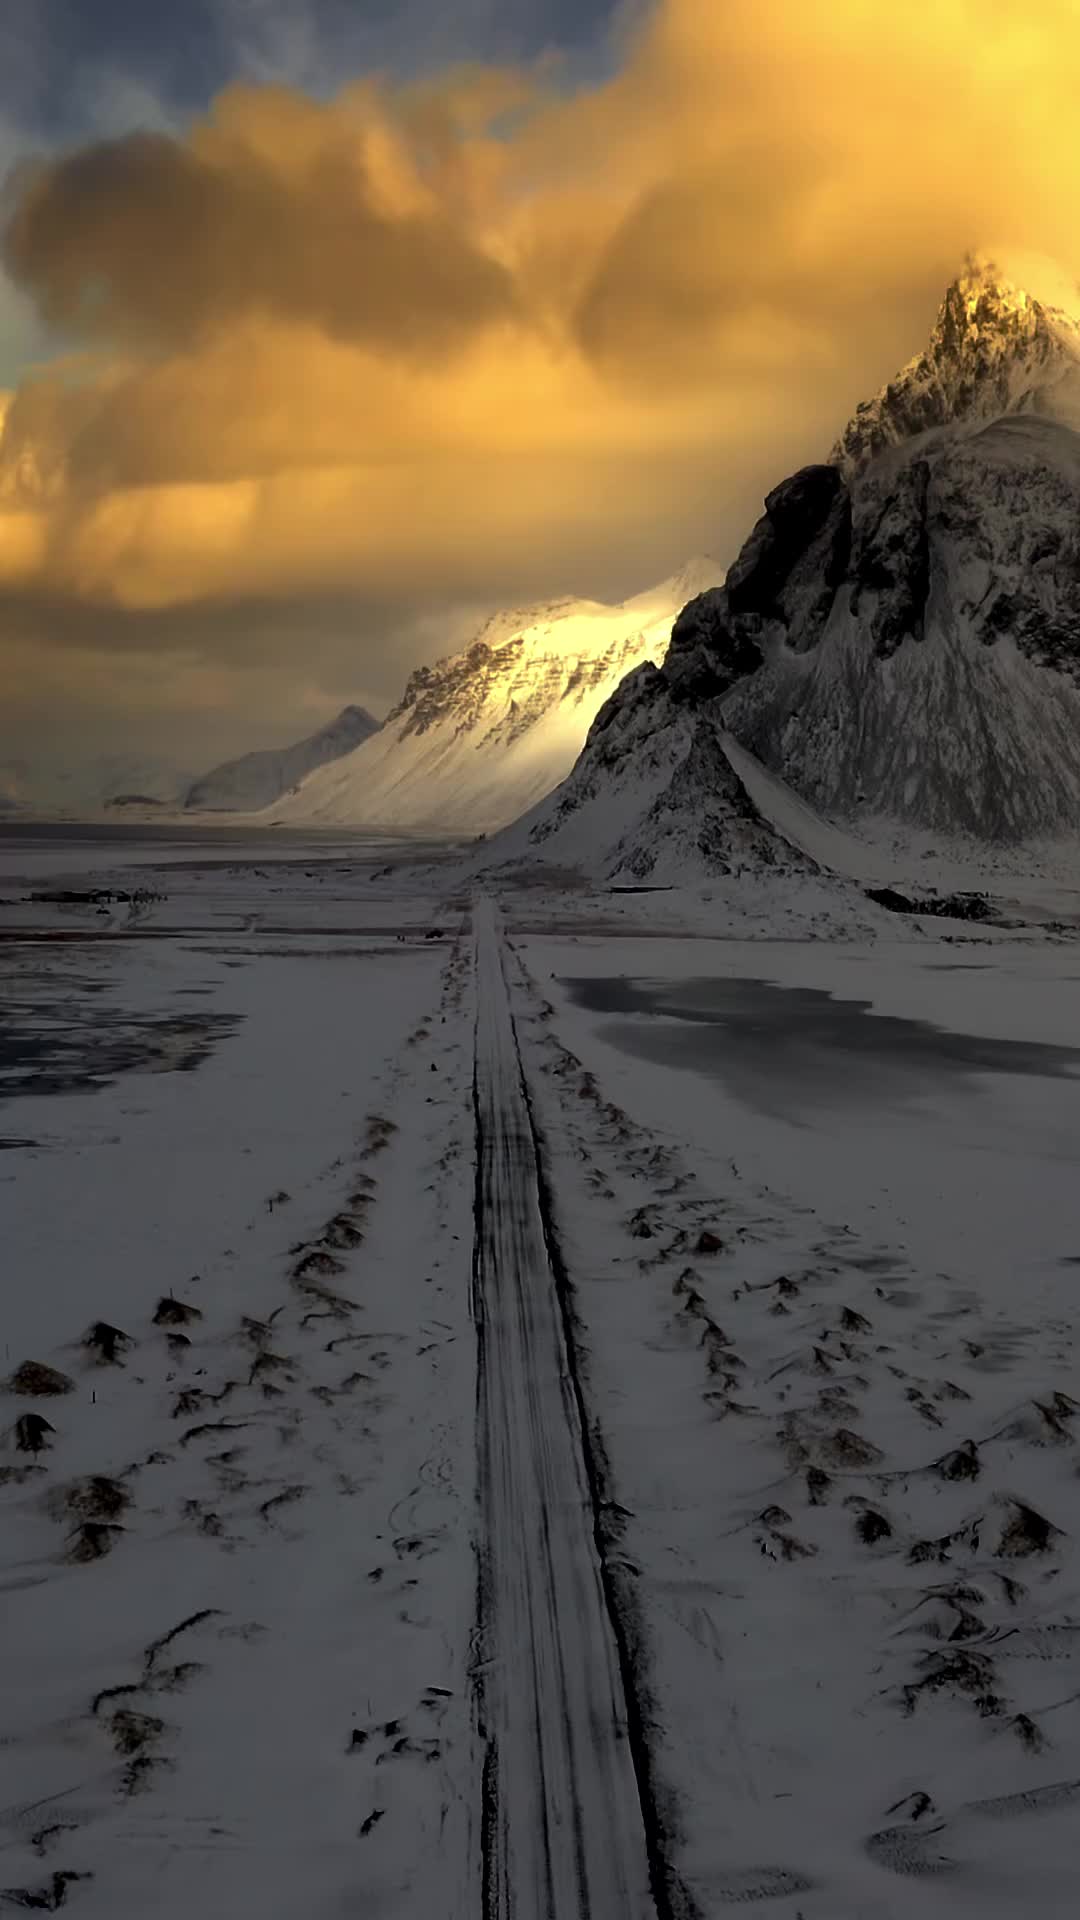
[719,418,1080,837]
[482,258,1080,873]
[271,559,722,835]
[832,255,1080,475]
[185,705,378,813]
[483,666,813,884]
[0,715,378,819]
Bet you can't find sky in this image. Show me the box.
[2,0,1080,775]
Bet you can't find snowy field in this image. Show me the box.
[2,826,1080,1917]
[510,927,1080,1912]
[0,829,479,1918]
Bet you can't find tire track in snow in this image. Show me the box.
[470,896,672,1920]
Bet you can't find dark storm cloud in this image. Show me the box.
[3,119,518,355]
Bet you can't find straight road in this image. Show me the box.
[470,896,657,1920]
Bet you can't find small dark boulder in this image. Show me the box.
[65,1521,124,1563]
[15,1414,55,1453]
[83,1322,134,1365]
[0,1869,92,1910]
[7,1361,74,1398]
[153,1297,202,1328]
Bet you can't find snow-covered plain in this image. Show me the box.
[0,833,478,1918]
[3,825,1080,1917]
[506,920,1080,1916]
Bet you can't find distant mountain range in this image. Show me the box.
[2,568,720,829]
[0,709,378,821]
[0,754,196,818]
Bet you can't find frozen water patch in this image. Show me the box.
[560,972,1080,1119]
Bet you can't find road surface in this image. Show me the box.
[471,896,658,1920]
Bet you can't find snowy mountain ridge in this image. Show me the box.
[272,557,724,835]
[832,254,1080,475]
[185,705,378,813]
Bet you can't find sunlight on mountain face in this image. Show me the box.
[273,559,723,834]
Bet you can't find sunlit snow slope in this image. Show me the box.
[272,559,721,834]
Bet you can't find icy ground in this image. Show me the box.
[2,825,1080,1918]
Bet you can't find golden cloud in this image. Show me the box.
[3,86,521,356]
[3,0,1080,744]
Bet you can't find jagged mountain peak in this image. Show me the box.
[831,252,1080,476]
[641,410,1080,843]
[482,256,1080,869]
[949,251,1078,319]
